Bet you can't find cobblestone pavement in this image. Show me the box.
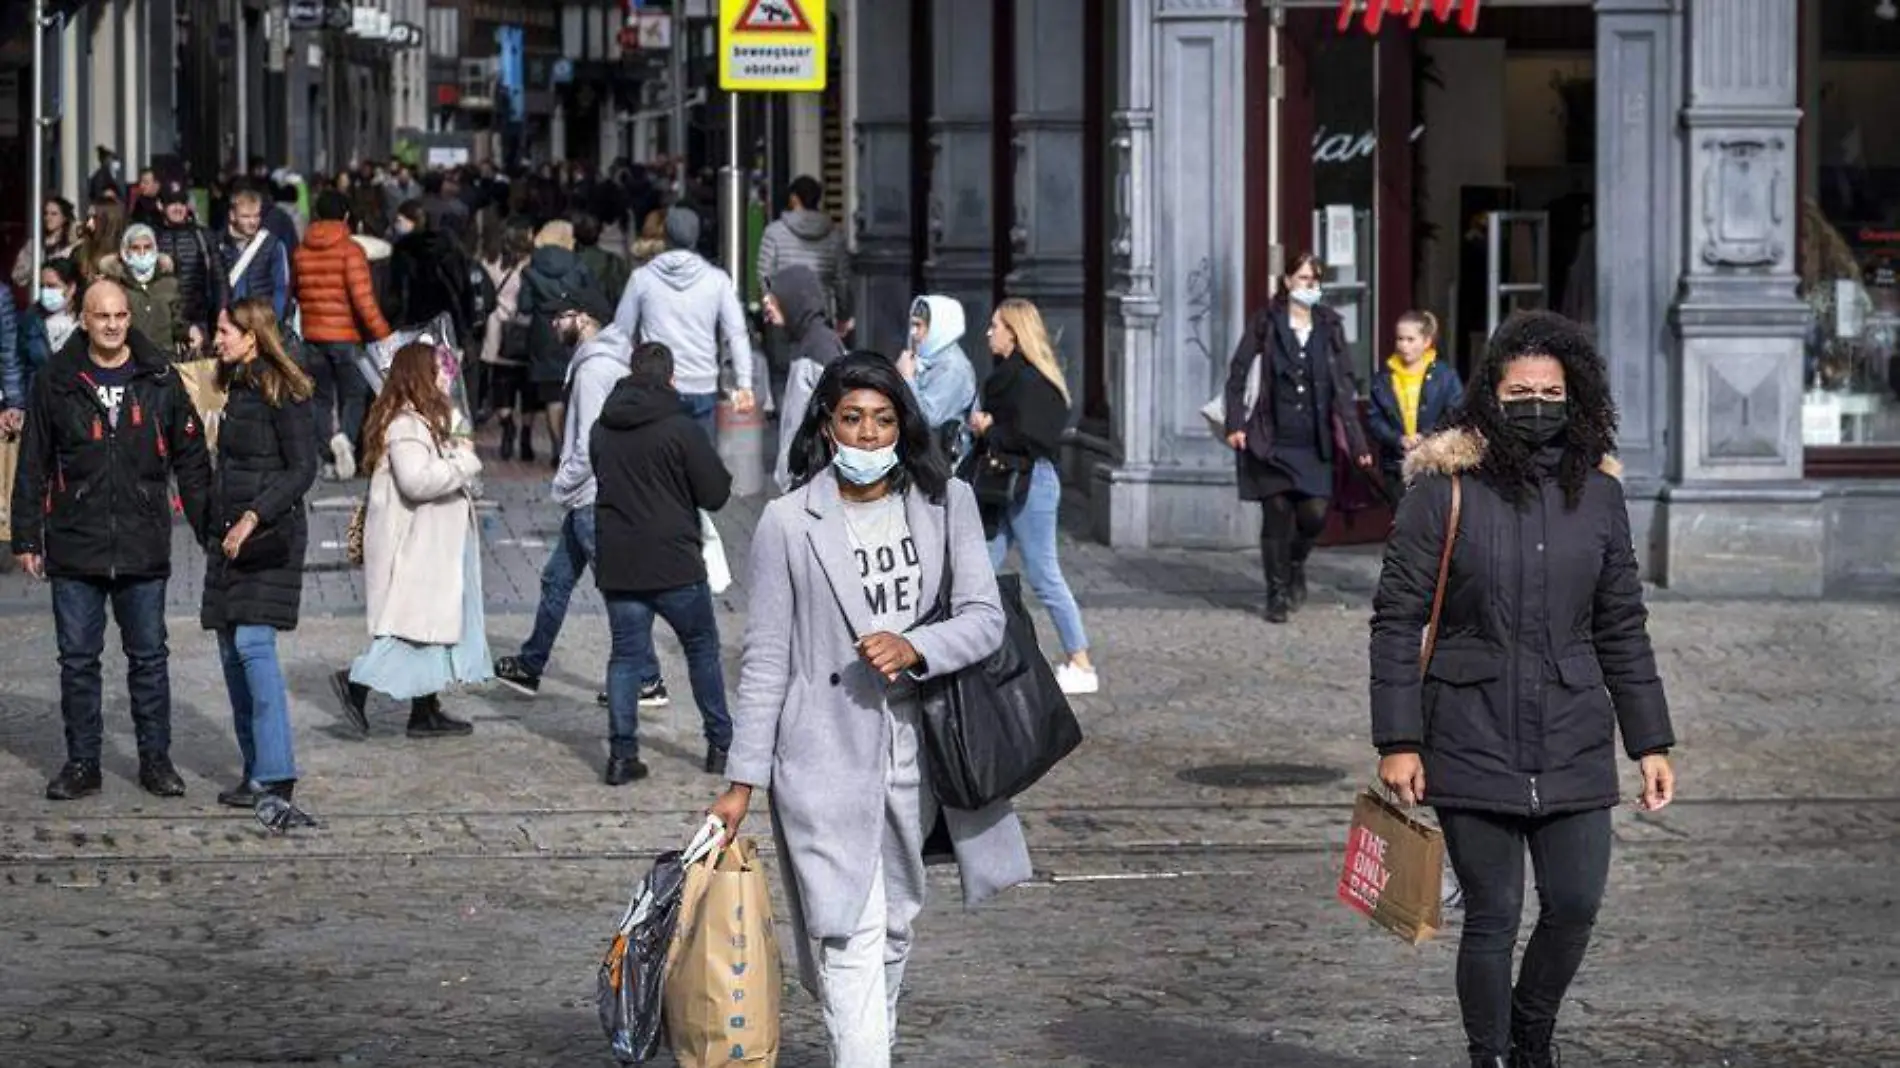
[1,458,1897,1067]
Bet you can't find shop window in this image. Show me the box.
[1800,0,1900,461]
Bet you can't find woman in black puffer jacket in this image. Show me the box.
[515,219,595,465]
[1368,310,1677,1068]
[202,297,320,821]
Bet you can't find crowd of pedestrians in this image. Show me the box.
[5,146,1681,1067]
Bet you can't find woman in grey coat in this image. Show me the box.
[712,353,1033,1067]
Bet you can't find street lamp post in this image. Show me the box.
[29,0,47,293]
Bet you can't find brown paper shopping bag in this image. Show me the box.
[0,433,19,544]
[664,837,783,1068]
[1337,787,1445,945]
[175,358,228,455]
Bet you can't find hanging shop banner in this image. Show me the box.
[1336,0,1480,34]
[718,0,826,93]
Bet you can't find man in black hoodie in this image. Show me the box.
[590,341,734,786]
[10,281,213,801]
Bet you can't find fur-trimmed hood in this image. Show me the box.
[96,252,176,282]
[1401,427,1623,484]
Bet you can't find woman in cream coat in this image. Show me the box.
[710,354,1032,1068]
[330,341,491,738]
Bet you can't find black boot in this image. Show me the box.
[407,694,473,738]
[45,760,103,801]
[1472,1057,1508,1068]
[1510,1020,1559,1068]
[330,669,370,735]
[518,424,535,464]
[138,753,187,797]
[604,755,650,786]
[498,415,517,461]
[1262,540,1292,624]
[218,779,264,808]
[1289,560,1310,612]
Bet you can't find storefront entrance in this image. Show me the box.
[1250,2,1599,544]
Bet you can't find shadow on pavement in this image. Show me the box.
[1046,1009,1382,1068]
[0,695,66,781]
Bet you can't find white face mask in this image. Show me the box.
[831,442,900,486]
[1289,285,1324,307]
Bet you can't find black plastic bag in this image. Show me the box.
[598,850,688,1063]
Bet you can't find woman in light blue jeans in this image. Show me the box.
[971,298,1098,695]
[201,299,321,820]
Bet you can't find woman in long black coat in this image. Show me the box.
[1368,310,1677,1068]
[202,297,320,819]
[1222,251,1372,623]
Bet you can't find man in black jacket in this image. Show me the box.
[591,341,734,786]
[153,182,220,356]
[10,281,214,801]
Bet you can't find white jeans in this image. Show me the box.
[816,699,937,1068]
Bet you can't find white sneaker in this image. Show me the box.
[1055,663,1100,696]
[330,433,357,480]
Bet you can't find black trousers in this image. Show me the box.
[1437,806,1613,1059]
[1258,493,1328,592]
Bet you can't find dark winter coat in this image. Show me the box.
[1368,356,1464,467]
[9,331,213,578]
[154,220,222,337]
[200,375,320,631]
[1367,428,1675,818]
[590,380,732,594]
[216,228,292,321]
[518,245,596,384]
[577,244,630,309]
[389,229,473,337]
[1223,299,1369,474]
[979,355,1070,466]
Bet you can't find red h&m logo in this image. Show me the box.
[1337,0,1481,34]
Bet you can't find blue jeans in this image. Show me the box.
[604,582,732,759]
[306,341,372,457]
[217,625,297,785]
[987,460,1089,656]
[679,392,718,444]
[51,576,172,763]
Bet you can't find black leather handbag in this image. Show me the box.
[914,504,1083,810]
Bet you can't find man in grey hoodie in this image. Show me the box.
[611,206,755,441]
[493,283,667,708]
[757,175,853,330]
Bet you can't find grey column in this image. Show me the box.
[923,0,994,374]
[1007,0,1088,411]
[1592,0,1683,572]
[848,0,913,353]
[1094,0,1249,549]
[1661,0,1817,595]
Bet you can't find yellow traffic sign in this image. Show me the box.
[718,0,827,92]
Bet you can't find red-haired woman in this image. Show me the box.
[331,341,491,737]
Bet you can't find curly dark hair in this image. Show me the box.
[1451,310,1617,510]
[787,353,951,503]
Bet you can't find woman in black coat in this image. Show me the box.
[515,219,595,465]
[202,297,320,821]
[1368,310,1677,1068]
[1223,251,1372,622]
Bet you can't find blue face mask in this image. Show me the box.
[831,442,900,486]
[1289,285,1324,307]
[125,251,159,280]
[39,287,66,314]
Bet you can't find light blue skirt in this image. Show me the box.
[350,534,493,700]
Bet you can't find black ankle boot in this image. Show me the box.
[1264,582,1291,624]
[1289,561,1310,611]
[498,416,517,461]
[218,779,264,808]
[407,695,473,738]
[1510,1021,1559,1068]
[518,425,535,463]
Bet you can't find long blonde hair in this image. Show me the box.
[995,298,1069,403]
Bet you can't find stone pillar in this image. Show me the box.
[848,0,914,352]
[1661,0,1816,595]
[1593,0,1683,571]
[1007,0,1088,408]
[923,0,994,372]
[1094,0,1249,549]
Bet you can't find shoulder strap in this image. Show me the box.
[1417,473,1462,677]
[226,231,269,291]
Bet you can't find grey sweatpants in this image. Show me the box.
[814,697,938,1068]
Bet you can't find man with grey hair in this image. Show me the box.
[10,280,213,801]
[611,206,756,440]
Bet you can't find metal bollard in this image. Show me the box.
[716,399,768,498]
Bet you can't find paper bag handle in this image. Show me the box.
[1367,781,1442,836]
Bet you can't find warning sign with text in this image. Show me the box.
[719,0,827,92]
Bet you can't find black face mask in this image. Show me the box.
[1502,398,1568,447]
